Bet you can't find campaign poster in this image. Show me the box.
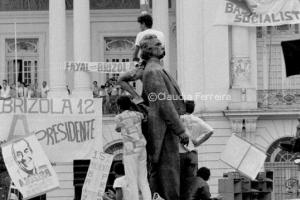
[1,135,59,199]
[81,151,113,200]
[0,98,103,162]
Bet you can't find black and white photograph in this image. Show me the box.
[0,0,300,200]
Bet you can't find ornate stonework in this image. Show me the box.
[231,57,251,88]
[105,37,135,52]
[6,38,38,55]
[229,117,257,134]
[257,89,300,109]
[244,118,257,133]
[230,118,244,133]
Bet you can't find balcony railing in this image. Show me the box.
[257,89,300,109]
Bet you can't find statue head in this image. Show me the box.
[140,34,165,61]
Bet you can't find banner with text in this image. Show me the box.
[1,135,59,199]
[81,151,113,200]
[215,0,300,27]
[0,98,103,162]
[65,62,135,73]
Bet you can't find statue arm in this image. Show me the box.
[117,68,144,104]
[133,45,140,62]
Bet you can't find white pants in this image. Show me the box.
[123,147,152,200]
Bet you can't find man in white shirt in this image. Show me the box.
[41,81,50,98]
[0,80,11,99]
[179,100,214,200]
[17,82,25,98]
[117,14,165,104]
[133,14,165,61]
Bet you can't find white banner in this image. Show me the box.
[0,98,103,162]
[81,151,113,200]
[65,62,135,73]
[1,135,59,199]
[215,0,300,26]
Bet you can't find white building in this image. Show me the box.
[0,0,300,199]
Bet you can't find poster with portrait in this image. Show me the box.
[1,134,59,199]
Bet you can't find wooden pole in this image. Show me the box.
[14,21,17,85]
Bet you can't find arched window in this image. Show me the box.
[265,137,297,163]
[265,137,299,200]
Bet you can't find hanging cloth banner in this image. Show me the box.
[0,98,103,163]
[65,62,135,73]
[215,0,300,27]
[281,39,300,77]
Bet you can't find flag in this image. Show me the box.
[227,0,252,14]
[281,40,300,77]
[215,0,300,26]
[227,0,288,14]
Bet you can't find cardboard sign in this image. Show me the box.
[0,98,103,162]
[81,151,114,200]
[220,134,266,180]
[215,0,300,27]
[1,135,59,199]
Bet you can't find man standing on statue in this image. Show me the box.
[139,34,189,200]
[117,14,165,104]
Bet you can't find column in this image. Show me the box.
[73,0,92,97]
[49,0,67,97]
[152,0,170,72]
[176,0,204,102]
[229,27,257,109]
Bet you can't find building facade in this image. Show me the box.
[0,0,300,199]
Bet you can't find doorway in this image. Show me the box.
[5,38,39,86]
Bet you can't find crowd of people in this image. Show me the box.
[92,79,131,114]
[0,80,50,99]
[0,77,128,114]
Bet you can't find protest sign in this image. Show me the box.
[81,151,113,200]
[1,135,59,199]
[0,98,103,162]
[65,61,135,73]
[215,0,300,27]
[220,134,266,180]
